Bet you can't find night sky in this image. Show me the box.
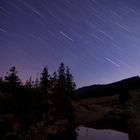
[1,0,140,88]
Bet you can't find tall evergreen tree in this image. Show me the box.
[56,63,66,99]
[56,63,76,98]
[0,76,3,84]
[0,76,3,89]
[5,66,21,86]
[50,72,58,95]
[54,63,76,117]
[65,66,76,98]
[25,77,33,89]
[40,66,51,94]
[34,77,39,89]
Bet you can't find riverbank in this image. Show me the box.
[73,89,140,140]
[73,94,123,125]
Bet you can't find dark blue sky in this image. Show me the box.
[1,0,140,87]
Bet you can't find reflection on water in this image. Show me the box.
[76,126,129,140]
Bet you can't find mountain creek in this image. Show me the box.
[71,89,140,140]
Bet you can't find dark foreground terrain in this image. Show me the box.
[1,74,140,140]
[73,89,140,140]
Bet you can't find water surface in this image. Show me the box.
[76,126,129,140]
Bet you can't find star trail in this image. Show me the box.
[1,0,140,87]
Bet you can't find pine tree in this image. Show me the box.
[0,76,3,89]
[0,76,3,84]
[54,63,76,117]
[40,66,51,94]
[50,72,57,95]
[5,66,21,86]
[25,77,33,89]
[65,66,76,99]
[57,62,66,95]
[56,63,76,98]
[34,77,39,89]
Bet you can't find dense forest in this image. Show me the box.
[0,63,76,139]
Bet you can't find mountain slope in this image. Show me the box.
[75,76,140,99]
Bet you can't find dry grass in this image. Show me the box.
[73,89,140,140]
[72,95,120,125]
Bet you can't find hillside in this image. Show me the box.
[75,76,140,99]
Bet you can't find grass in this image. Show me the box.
[73,89,140,140]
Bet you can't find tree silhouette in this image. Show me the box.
[57,63,66,95]
[34,76,39,89]
[56,63,76,98]
[65,66,76,99]
[54,63,76,118]
[0,64,77,138]
[0,77,3,83]
[0,76,3,85]
[4,66,21,87]
[0,77,4,90]
[25,76,33,89]
[40,66,51,94]
[50,72,58,98]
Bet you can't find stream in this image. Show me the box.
[76,126,129,140]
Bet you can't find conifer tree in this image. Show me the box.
[34,77,39,89]
[65,66,76,99]
[50,72,57,96]
[0,76,3,89]
[0,76,3,84]
[57,62,66,96]
[40,66,51,94]
[5,66,21,86]
[25,77,33,89]
[54,63,76,117]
